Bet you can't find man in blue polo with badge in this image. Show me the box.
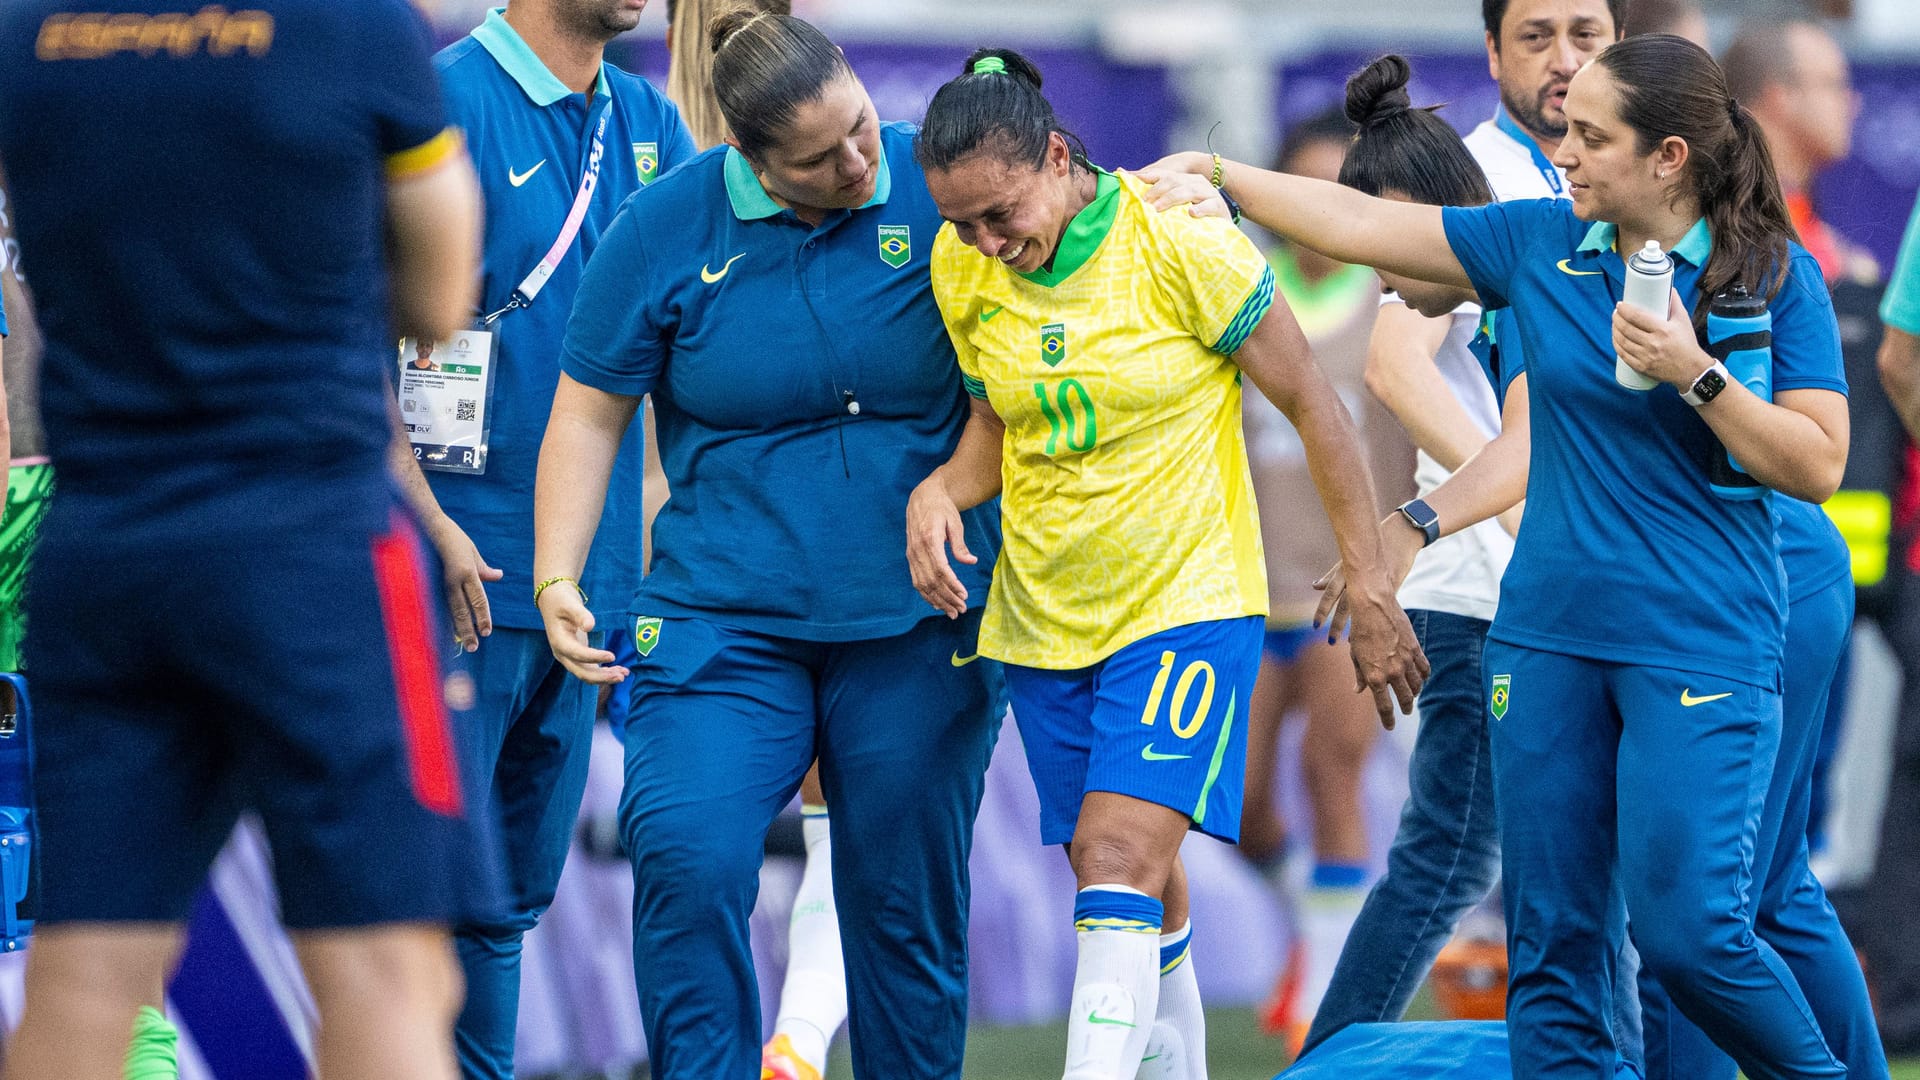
[411,2,694,1076]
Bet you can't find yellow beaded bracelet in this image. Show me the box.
[533,576,587,607]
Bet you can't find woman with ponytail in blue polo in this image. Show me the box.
[1144,36,1850,1080]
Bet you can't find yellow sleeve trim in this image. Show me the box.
[385,128,463,181]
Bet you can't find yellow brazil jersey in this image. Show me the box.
[931,169,1277,669]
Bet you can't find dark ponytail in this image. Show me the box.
[1335,54,1494,209]
[915,47,1090,173]
[1595,34,1797,326]
[708,10,851,160]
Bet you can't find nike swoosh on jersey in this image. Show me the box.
[701,253,747,284]
[1140,744,1190,761]
[1087,1011,1136,1028]
[980,305,1006,323]
[950,651,980,667]
[508,160,547,187]
[1680,689,1733,707]
[1556,258,1603,277]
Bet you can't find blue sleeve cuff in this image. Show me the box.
[559,350,653,398]
[1212,264,1275,355]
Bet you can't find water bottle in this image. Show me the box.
[1617,240,1673,390]
[1704,284,1771,500]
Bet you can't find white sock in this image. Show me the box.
[1064,884,1162,1080]
[1140,922,1207,1080]
[772,807,846,1072]
[1295,871,1367,1023]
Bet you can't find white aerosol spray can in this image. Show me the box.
[1618,239,1673,390]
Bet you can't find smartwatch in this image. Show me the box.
[1681,361,1731,407]
[1397,498,1441,548]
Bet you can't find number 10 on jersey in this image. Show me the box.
[1033,378,1098,455]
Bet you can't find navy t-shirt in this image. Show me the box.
[561,123,1000,641]
[1443,199,1846,688]
[0,0,447,538]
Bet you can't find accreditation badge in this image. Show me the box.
[397,326,498,474]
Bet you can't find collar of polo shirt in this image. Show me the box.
[1576,217,1713,266]
[474,7,612,107]
[721,144,893,221]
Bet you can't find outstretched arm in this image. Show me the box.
[1137,152,1472,292]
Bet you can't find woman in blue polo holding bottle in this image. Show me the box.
[1144,34,1846,1080]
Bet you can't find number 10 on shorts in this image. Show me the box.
[1139,650,1216,739]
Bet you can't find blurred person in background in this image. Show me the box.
[1722,20,1871,286]
[1234,107,1404,1052]
[662,4,851,1079]
[1623,0,1708,47]
[410,2,695,1076]
[535,12,1005,1079]
[1721,15,1910,920]
[1866,192,1920,1056]
[0,2,500,1078]
[1290,58,1522,1059]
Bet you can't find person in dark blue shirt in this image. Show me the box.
[1142,34,1853,1080]
[0,3,500,1077]
[406,5,695,1075]
[533,12,1003,1080]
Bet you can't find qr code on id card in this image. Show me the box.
[456,399,477,422]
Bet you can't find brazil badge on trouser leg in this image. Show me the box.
[1491,673,1510,721]
[634,616,663,658]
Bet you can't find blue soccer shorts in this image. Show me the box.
[1006,616,1263,846]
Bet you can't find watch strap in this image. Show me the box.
[1398,498,1441,548]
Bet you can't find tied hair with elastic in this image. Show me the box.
[1334,54,1494,208]
[915,47,1093,174]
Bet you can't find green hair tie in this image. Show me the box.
[972,56,1007,76]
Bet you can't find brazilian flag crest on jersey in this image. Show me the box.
[634,142,659,184]
[634,616,663,657]
[878,225,910,268]
[1491,673,1510,720]
[1041,322,1067,366]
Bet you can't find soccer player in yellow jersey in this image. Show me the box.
[904,49,1428,1080]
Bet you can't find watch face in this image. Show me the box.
[1695,370,1727,401]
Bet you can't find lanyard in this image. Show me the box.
[1494,105,1565,199]
[483,104,611,326]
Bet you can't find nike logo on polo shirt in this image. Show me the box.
[1140,745,1190,761]
[1555,258,1603,277]
[1680,689,1733,707]
[701,253,746,284]
[950,651,980,667]
[980,305,1006,323]
[508,160,547,187]
[1087,1011,1136,1028]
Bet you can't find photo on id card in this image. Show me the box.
[397,327,498,474]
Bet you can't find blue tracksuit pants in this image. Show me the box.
[1486,641,1844,1080]
[617,610,1002,1080]
[451,626,602,1080]
[1637,578,1887,1080]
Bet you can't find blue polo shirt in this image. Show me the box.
[0,0,446,538]
[433,9,695,630]
[560,122,999,640]
[1443,199,1846,687]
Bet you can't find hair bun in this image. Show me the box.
[1344,54,1414,128]
[960,47,1043,90]
[708,7,767,55]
